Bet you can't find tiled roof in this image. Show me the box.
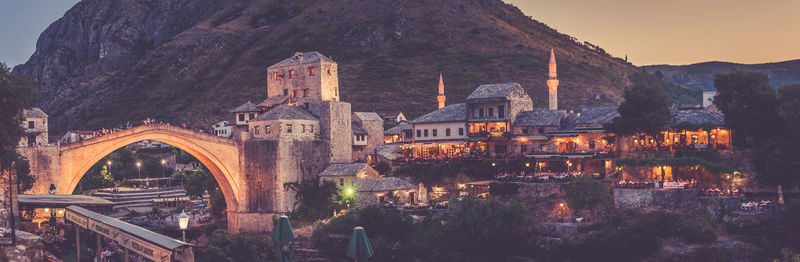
[410,103,466,124]
[673,108,724,126]
[268,52,335,68]
[231,101,258,113]
[384,122,412,135]
[575,107,619,126]
[353,177,416,192]
[257,95,290,107]
[353,112,383,122]
[375,144,401,161]
[466,83,521,100]
[377,111,402,118]
[514,109,565,127]
[352,121,368,134]
[318,163,369,177]
[24,108,48,118]
[252,105,317,121]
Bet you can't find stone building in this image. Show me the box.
[377,112,407,124]
[465,83,534,156]
[18,108,49,147]
[406,103,468,159]
[352,112,384,162]
[318,163,379,188]
[210,121,233,138]
[59,130,95,144]
[266,52,340,107]
[384,122,413,144]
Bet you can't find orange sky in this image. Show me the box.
[507,0,800,66]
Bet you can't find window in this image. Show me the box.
[538,128,545,134]
[445,128,451,136]
[28,121,34,129]
[540,144,547,151]
[405,130,413,139]
[522,128,529,135]
[28,135,35,147]
[303,89,309,97]
[589,140,596,149]
[458,128,464,136]
[424,129,429,137]
[287,124,293,133]
[283,89,288,96]
[417,130,421,137]
[498,105,505,118]
[432,129,438,137]
[274,72,281,80]
[289,70,295,78]
[254,126,260,134]
[327,68,331,75]
[334,88,338,97]
[339,178,344,186]
[249,113,255,120]
[521,144,527,153]
[310,125,314,133]
[309,67,315,76]
[302,124,306,133]
[488,108,494,117]
[478,108,484,118]
[293,90,299,98]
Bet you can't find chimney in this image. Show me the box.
[547,49,559,110]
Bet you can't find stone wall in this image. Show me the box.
[0,231,43,262]
[0,167,18,228]
[16,145,60,194]
[517,183,562,200]
[266,59,338,104]
[309,101,352,163]
[613,189,741,219]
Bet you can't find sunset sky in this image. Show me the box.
[1,0,798,67]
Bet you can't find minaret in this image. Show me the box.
[547,49,559,110]
[437,73,446,109]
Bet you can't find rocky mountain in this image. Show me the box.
[644,59,800,91]
[14,0,696,133]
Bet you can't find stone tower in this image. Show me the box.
[547,49,559,110]
[266,52,340,107]
[437,73,446,109]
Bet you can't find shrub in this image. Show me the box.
[678,224,716,244]
[564,175,611,211]
[489,182,519,196]
[197,229,275,262]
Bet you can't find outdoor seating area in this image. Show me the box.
[703,188,740,198]
[740,200,775,213]
[493,172,597,183]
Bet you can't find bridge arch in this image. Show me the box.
[58,125,241,213]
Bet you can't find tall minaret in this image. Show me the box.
[547,49,559,110]
[437,73,446,109]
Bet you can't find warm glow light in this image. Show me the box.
[43,208,49,213]
[161,159,166,165]
[344,186,355,197]
[491,162,496,167]
[57,209,64,216]
[107,160,112,166]
[525,162,530,167]
[136,161,142,167]
[559,202,564,207]
[177,211,190,230]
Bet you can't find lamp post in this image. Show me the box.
[106,160,112,177]
[136,161,142,180]
[177,211,189,242]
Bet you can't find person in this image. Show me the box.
[654,178,659,189]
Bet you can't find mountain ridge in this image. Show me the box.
[13,0,696,134]
[644,58,800,90]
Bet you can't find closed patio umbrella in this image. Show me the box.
[347,226,374,262]
[272,215,296,262]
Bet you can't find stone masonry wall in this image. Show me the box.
[16,146,59,194]
[276,140,331,212]
[309,101,352,163]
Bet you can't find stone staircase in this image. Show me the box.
[92,187,188,209]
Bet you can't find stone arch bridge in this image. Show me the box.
[18,124,329,232]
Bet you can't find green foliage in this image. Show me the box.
[564,175,611,211]
[488,182,519,196]
[615,157,735,174]
[778,84,800,138]
[0,62,35,191]
[678,223,716,244]
[774,248,800,262]
[289,178,341,221]
[373,161,391,176]
[184,170,214,198]
[714,70,783,147]
[435,198,526,261]
[606,77,673,140]
[208,190,226,219]
[197,229,275,262]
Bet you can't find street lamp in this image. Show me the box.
[136,161,142,179]
[161,159,166,178]
[177,211,189,242]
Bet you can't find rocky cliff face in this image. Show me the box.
[14,0,688,133]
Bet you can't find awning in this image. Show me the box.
[19,194,115,208]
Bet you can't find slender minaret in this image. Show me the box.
[547,49,559,110]
[437,73,446,109]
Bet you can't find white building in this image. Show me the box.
[60,131,95,144]
[407,103,468,159]
[702,91,716,108]
[210,121,233,138]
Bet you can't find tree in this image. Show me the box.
[374,161,391,176]
[564,175,611,213]
[288,178,341,221]
[197,230,275,262]
[778,83,800,139]
[713,70,783,147]
[606,80,673,149]
[0,62,35,191]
